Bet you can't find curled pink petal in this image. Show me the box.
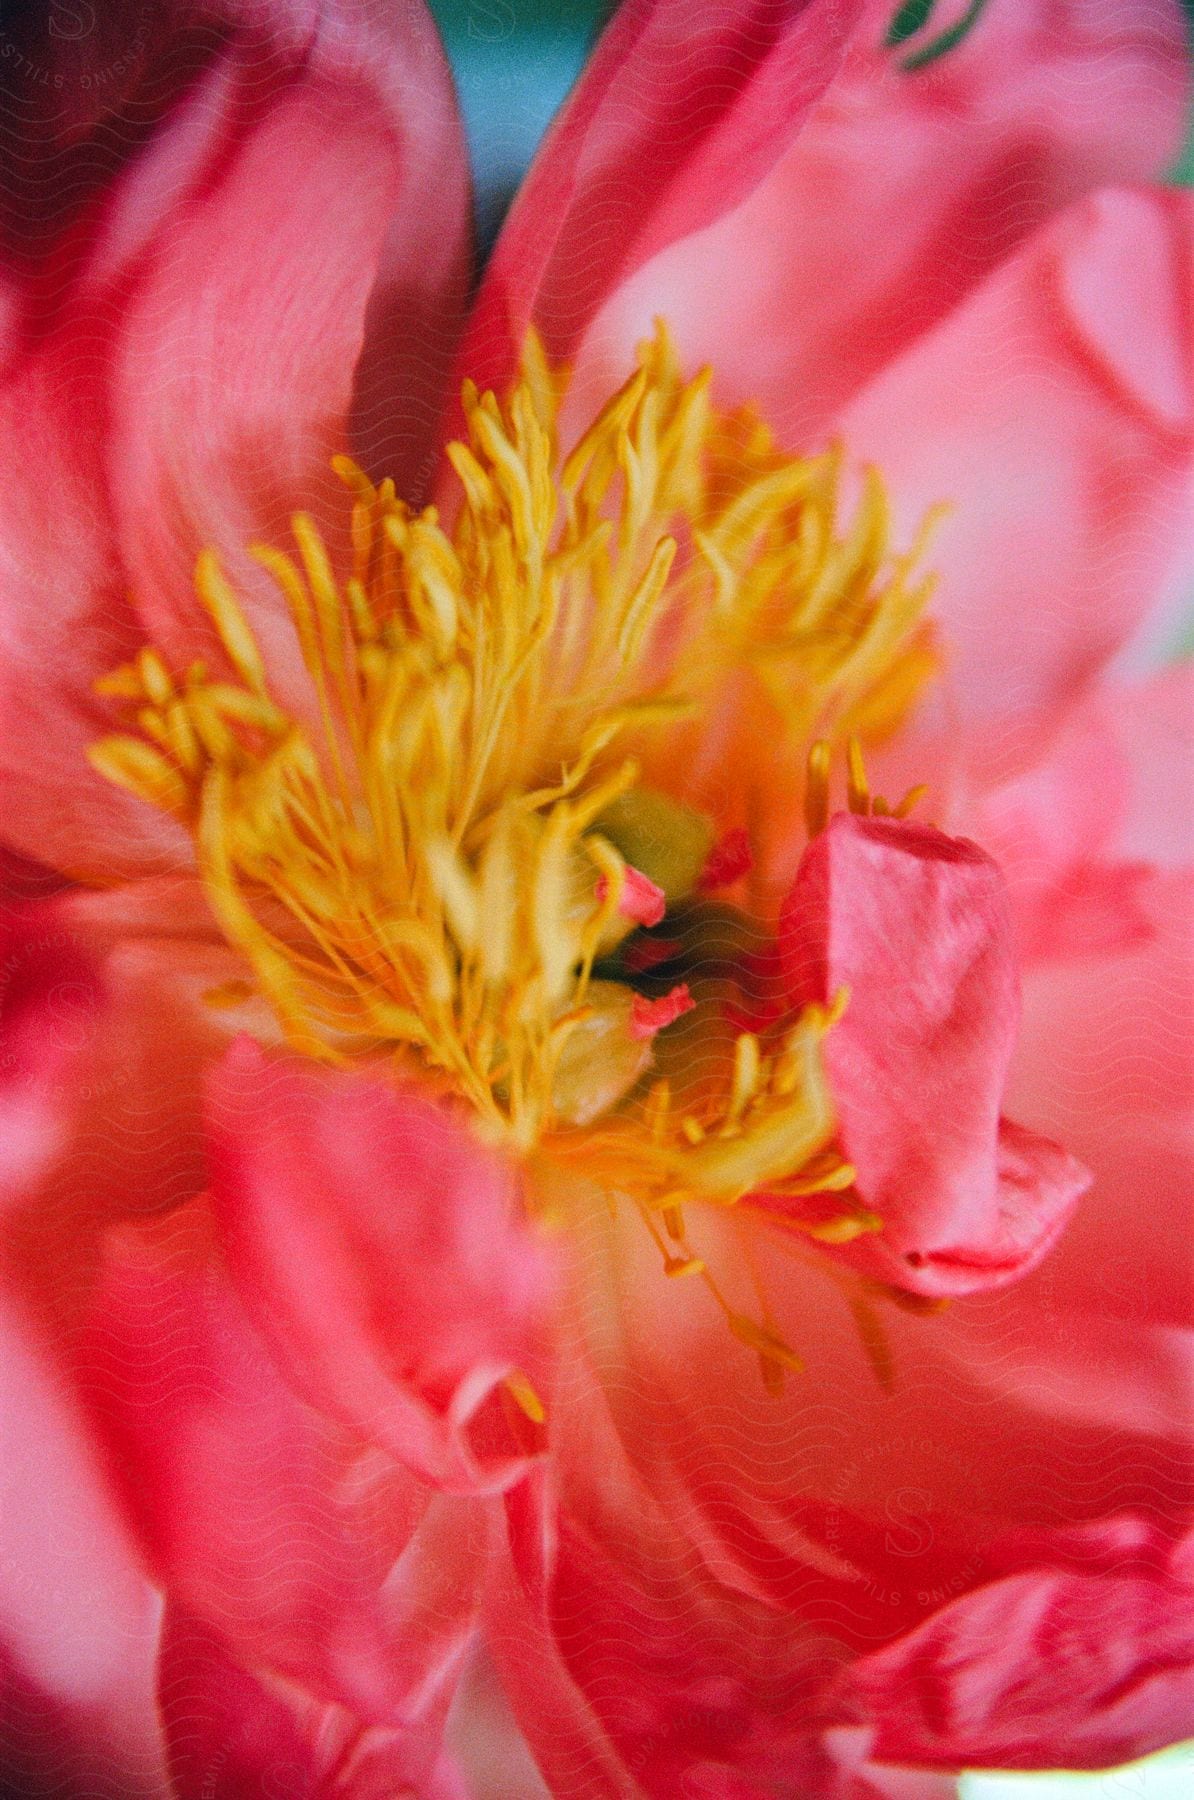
[780,812,1088,1294]
[831,1519,1194,1772]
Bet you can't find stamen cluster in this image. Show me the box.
[92,326,938,1370]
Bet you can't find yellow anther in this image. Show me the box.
[136,648,174,707]
[94,663,146,701]
[159,700,203,775]
[805,739,831,837]
[768,1152,857,1196]
[425,837,480,953]
[643,1080,671,1143]
[725,1032,761,1131]
[728,1314,804,1375]
[468,404,540,558]
[504,1371,546,1425]
[806,1210,883,1244]
[195,549,268,694]
[664,1256,705,1279]
[290,512,352,675]
[331,453,374,497]
[476,808,519,989]
[561,363,647,493]
[202,980,256,1009]
[894,782,930,820]
[87,735,191,820]
[692,527,738,615]
[661,1202,685,1241]
[847,737,870,815]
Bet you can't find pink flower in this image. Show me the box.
[1,2,1191,1794]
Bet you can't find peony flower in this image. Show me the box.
[1,0,1191,1794]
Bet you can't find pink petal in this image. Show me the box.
[483,1533,634,1800]
[840,186,1194,764]
[971,668,1194,965]
[110,5,469,676]
[456,0,863,402]
[496,1130,1190,1788]
[0,895,99,1203]
[1105,662,1194,868]
[697,827,754,893]
[159,1606,470,1799]
[446,1646,553,1800]
[5,883,246,1327]
[0,845,69,904]
[780,811,1088,1294]
[832,1519,1194,1771]
[630,983,695,1040]
[1004,864,1194,1331]
[0,327,190,880]
[82,1206,482,1736]
[205,1040,553,1493]
[0,0,469,878]
[596,862,667,927]
[577,0,1189,441]
[491,1391,966,1799]
[0,1281,168,1796]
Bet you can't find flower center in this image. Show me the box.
[92,324,940,1372]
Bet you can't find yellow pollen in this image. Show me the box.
[91,323,940,1384]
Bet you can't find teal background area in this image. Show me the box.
[429,0,612,248]
[425,1,1194,1794]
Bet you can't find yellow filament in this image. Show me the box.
[804,735,931,835]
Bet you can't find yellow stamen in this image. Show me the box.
[92,323,943,1389]
[805,737,929,838]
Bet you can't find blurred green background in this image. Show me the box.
[425,2,1193,1795]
